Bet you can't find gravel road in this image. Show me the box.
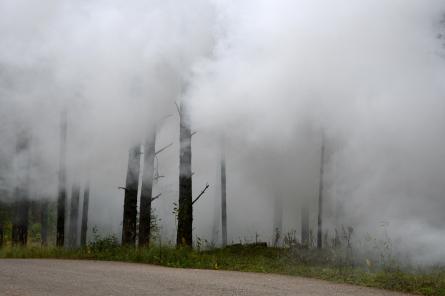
[0,259,410,296]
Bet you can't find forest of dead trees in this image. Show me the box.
[0,100,329,250]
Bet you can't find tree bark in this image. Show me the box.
[317,135,325,249]
[68,184,80,248]
[80,183,90,247]
[177,102,193,247]
[139,130,156,247]
[121,145,141,246]
[220,146,227,248]
[56,111,67,247]
[40,199,49,246]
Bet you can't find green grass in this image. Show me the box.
[1,244,444,296]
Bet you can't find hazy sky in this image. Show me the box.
[1,0,445,264]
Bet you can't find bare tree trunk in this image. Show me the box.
[40,199,49,246]
[12,131,31,246]
[177,102,193,247]
[57,111,67,247]
[68,184,80,248]
[317,135,325,249]
[301,204,309,248]
[80,183,89,247]
[220,146,227,248]
[139,130,156,247]
[122,145,141,246]
[273,195,283,247]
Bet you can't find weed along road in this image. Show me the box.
[0,259,408,296]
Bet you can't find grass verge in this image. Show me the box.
[0,245,444,296]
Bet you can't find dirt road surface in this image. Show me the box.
[0,259,410,296]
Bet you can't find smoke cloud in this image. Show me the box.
[1,0,445,264]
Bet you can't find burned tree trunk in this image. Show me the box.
[80,183,90,247]
[0,221,3,248]
[40,199,49,246]
[177,102,193,247]
[121,145,141,246]
[68,184,80,248]
[220,147,227,248]
[139,130,156,247]
[317,136,326,249]
[301,204,309,248]
[56,111,67,247]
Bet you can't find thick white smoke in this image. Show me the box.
[1,0,445,264]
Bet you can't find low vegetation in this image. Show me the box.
[1,237,444,296]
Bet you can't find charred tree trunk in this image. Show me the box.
[80,183,90,247]
[177,102,193,247]
[121,145,141,246]
[317,135,325,249]
[40,199,49,246]
[301,204,309,248]
[68,184,80,248]
[139,130,156,247]
[220,147,227,248]
[56,111,67,247]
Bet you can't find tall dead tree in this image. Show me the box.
[80,183,89,247]
[177,102,193,247]
[40,199,49,246]
[12,131,31,246]
[139,129,156,247]
[301,203,309,248]
[317,135,326,249]
[121,145,141,246]
[220,145,227,248]
[56,111,67,247]
[68,184,80,248]
[273,195,283,247]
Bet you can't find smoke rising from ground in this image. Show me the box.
[1,0,445,264]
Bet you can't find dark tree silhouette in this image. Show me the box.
[220,145,227,247]
[80,183,90,247]
[177,102,193,247]
[40,199,49,246]
[56,111,67,247]
[139,129,156,247]
[121,145,141,246]
[317,134,326,249]
[68,184,80,248]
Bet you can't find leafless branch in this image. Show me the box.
[174,101,181,116]
[192,183,210,205]
[155,143,173,155]
[151,193,162,202]
[118,186,137,193]
[191,131,197,137]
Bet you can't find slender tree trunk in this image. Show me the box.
[40,199,49,246]
[68,184,80,248]
[12,131,31,246]
[301,204,309,248]
[317,135,325,249]
[220,147,227,248]
[57,111,67,247]
[273,195,283,247]
[80,183,90,247]
[139,129,156,247]
[177,102,193,247]
[122,145,141,246]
